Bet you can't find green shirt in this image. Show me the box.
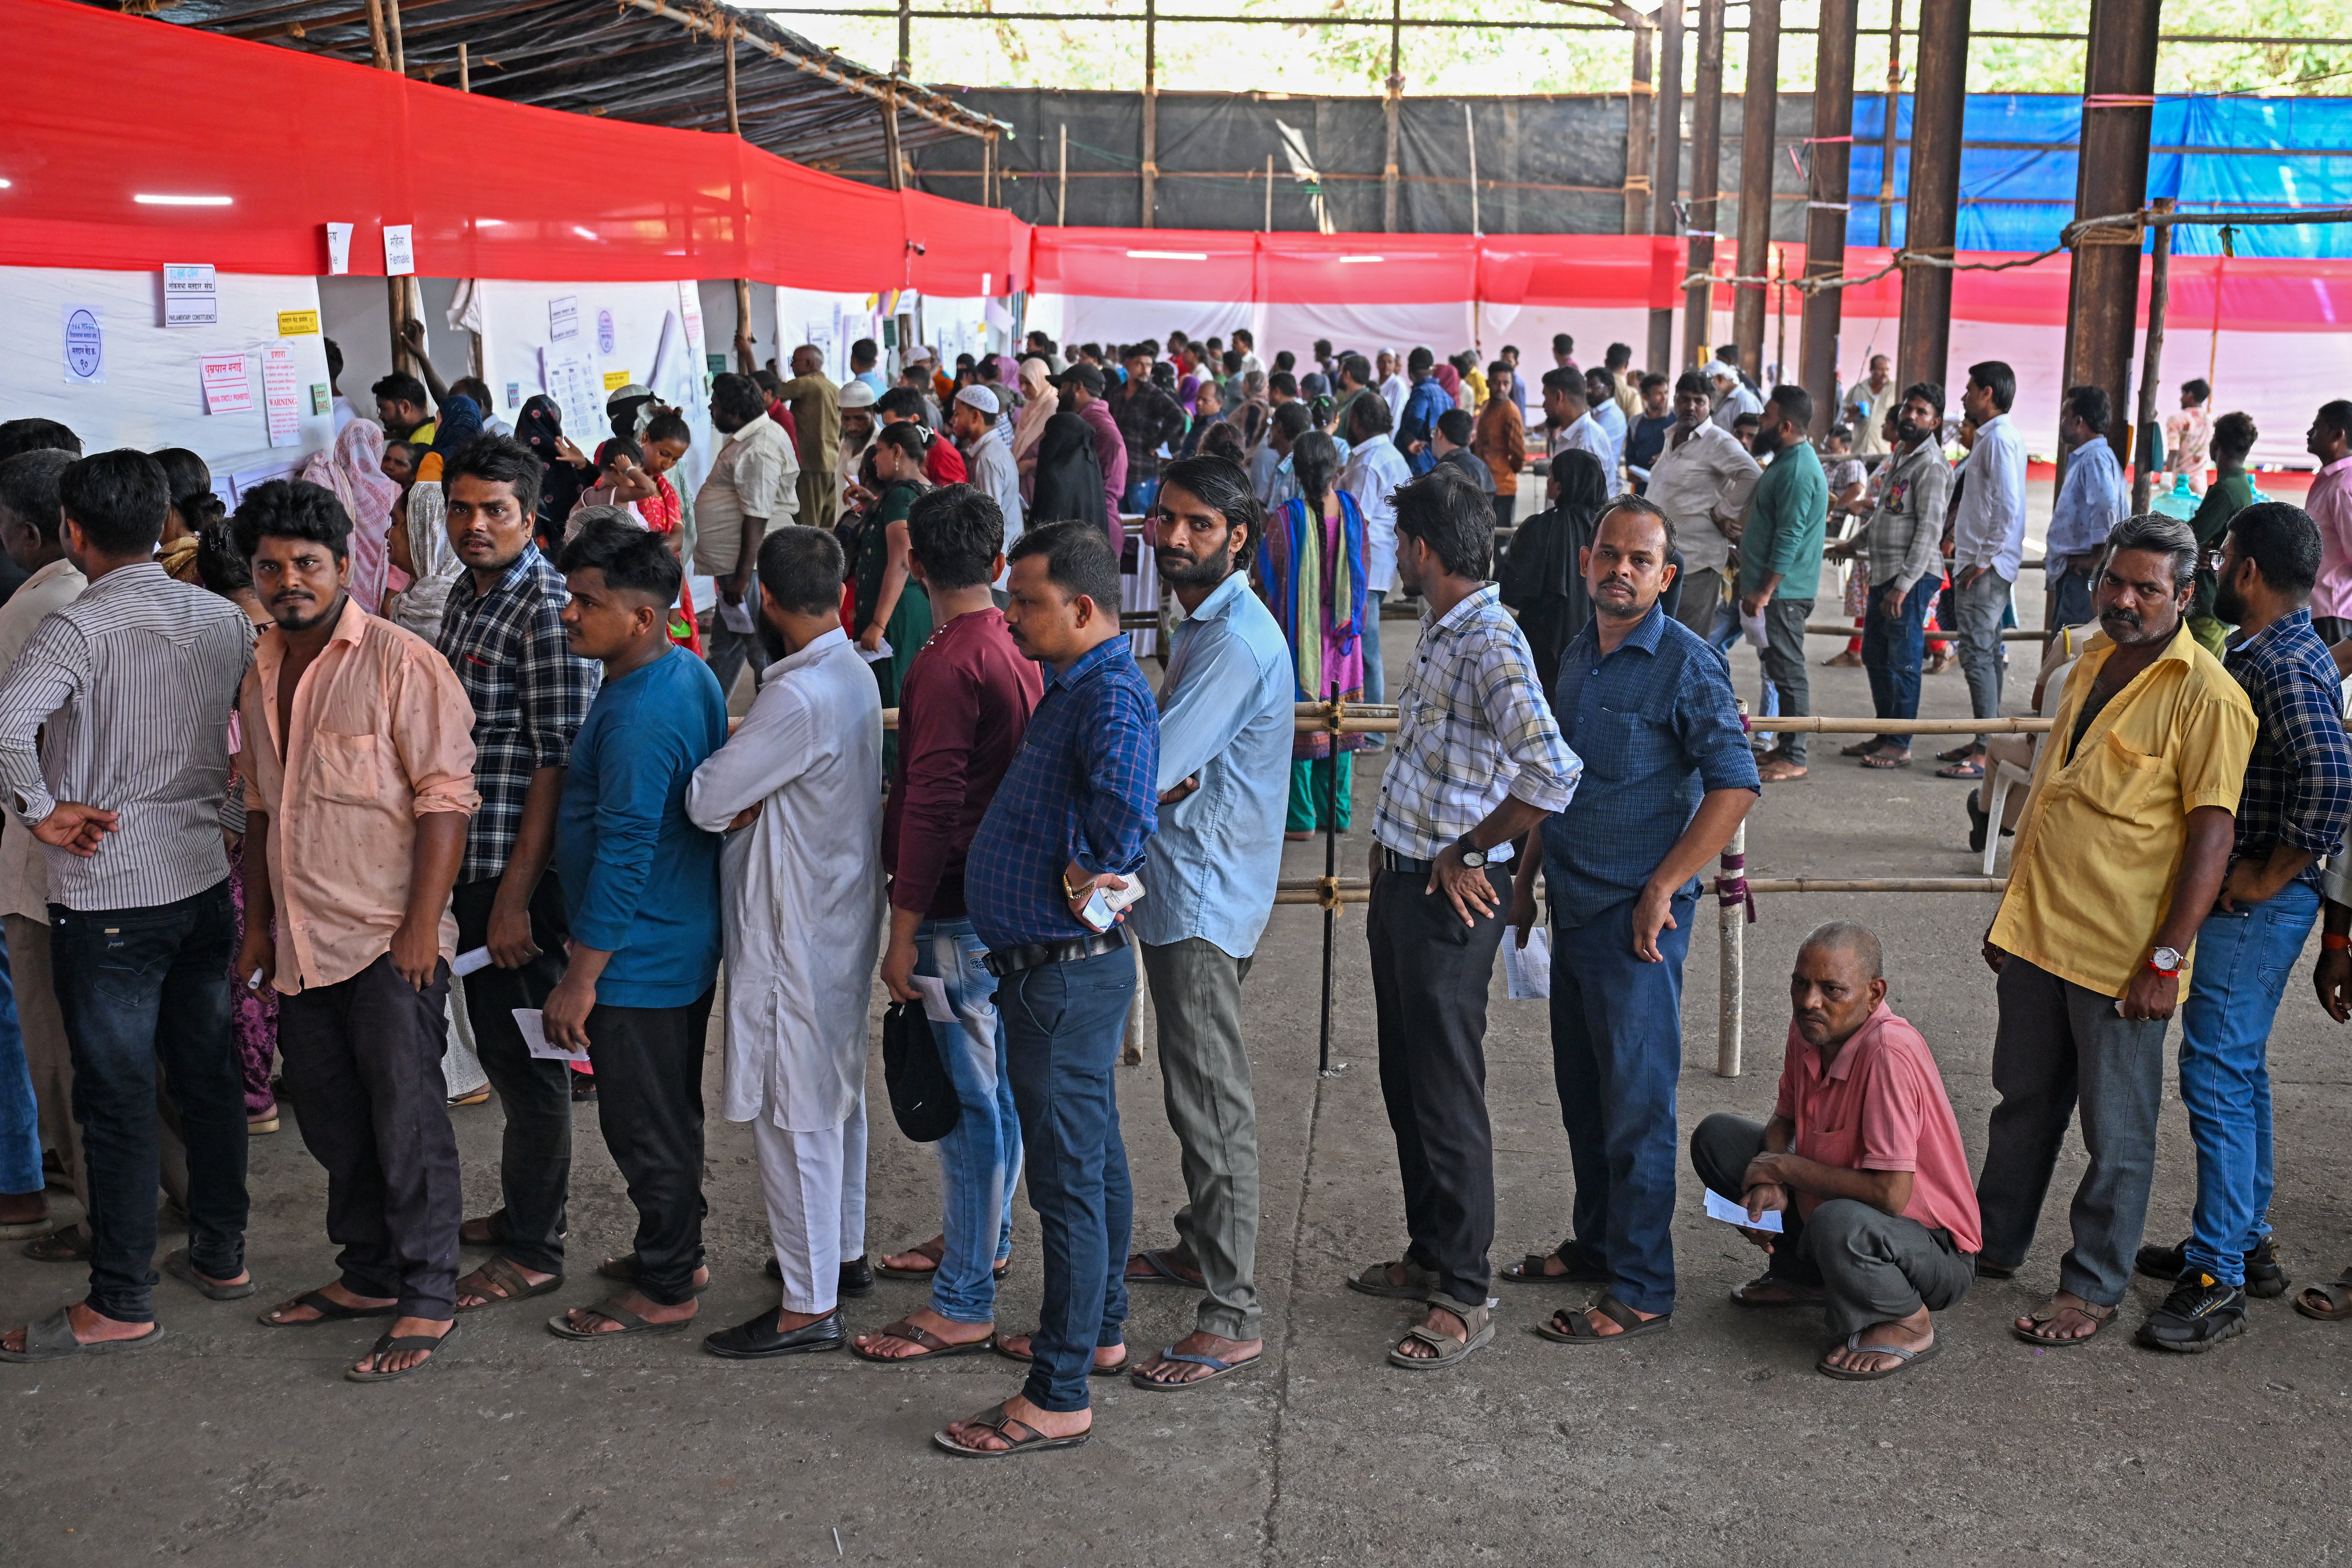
[1737,439,1828,599]
[2188,467,2257,624]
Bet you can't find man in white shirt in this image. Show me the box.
[1584,368,1628,482]
[1644,371,1763,638]
[952,386,1025,555]
[1542,369,1611,471]
[684,526,883,1360]
[1342,394,1413,719]
[1707,361,1763,434]
[696,372,800,700]
[1232,328,1264,382]
[1378,350,1409,427]
[1940,361,2028,778]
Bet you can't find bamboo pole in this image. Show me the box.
[2132,196,2176,513]
[1745,877,2009,893]
[1716,815,1746,1076]
[386,0,404,74]
[458,40,470,91]
[725,24,756,374]
[1058,123,1069,225]
[873,703,2050,736]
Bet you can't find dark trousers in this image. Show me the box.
[585,990,716,1307]
[1862,576,1938,750]
[452,873,574,1275]
[1550,885,1695,1316]
[1691,1113,1973,1337]
[1001,942,1137,1414]
[1758,597,1816,766]
[279,952,462,1319]
[1368,861,1511,1309]
[49,881,246,1323]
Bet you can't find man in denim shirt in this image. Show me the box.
[1508,495,1759,1345]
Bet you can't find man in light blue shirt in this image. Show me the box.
[1125,454,1295,1394]
[1585,367,1628,483]
[1942,360,2029,775]
[2045,384,2128,631]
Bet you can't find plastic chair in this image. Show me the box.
[1981,755,2035,876]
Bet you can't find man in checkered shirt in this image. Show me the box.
[430,437,601,1313]
[1351,468,1582,1372]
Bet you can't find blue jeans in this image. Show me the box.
[2179,879,2320,1285]
[49,882,246,1322]
[1121,475,1160,517]
[1360,591,1387,746]
[1001,942,1136,1412]
[1548,882,1696,1316]
[1862,576,1938,751]
[917,918,1021,1324]
[0,934,38,1194]
[2051,565,2097,632]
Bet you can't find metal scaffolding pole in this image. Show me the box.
[1896,0,1969,397]
[1730,0,1780,380]
[1798,0,1857,434]
[2062,0,2163,469]
[1878,0,1903,248]
[1648,0,1686,373]
[1683,0,1725,369]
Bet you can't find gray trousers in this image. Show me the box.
[1690,1113,1973,1337]
[1759,597,1816,765]
[1673,566,1724,639]
[1138,937,1261,1340]
[1955,568,2011,742]
[1976,955,2167,1306]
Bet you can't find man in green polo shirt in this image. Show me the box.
[2185,411,2259,655]
[1736,385,1829,783]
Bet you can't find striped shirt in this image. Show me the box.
[0,562,253,911]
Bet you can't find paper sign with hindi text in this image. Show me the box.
[200,354,254,415]
[261,343,302,447]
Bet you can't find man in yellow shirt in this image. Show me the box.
[1975,514,2254,1348]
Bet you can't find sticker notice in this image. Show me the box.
[260,342,302,447]
[163,264,217,328]
[325,222,354,275]
[63,305,103,383]
[200,354,254,415]
[277,310,320,337]
[382,223,416,277]
[549,295,580,342]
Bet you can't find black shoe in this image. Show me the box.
[2134,1234,2289,1298]
[702,1306,845,1359]
[839,1255,875,1298]
[2136,1270,2247,1354]
[1973,1258,2018,1280]
[1965,792,1990,855]
[569,1073,597,1102]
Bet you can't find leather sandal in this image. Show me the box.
[932,1402,1091,1458]
[345,1322,457,1383]
[873,1236,1010,1282]
[1536,1292,1672,1344]
[850,1317,994,1363]
[0,1309,164,1362]
[256,1288,396,1328]
[1347,1258,1439,1299]
[2294,1267,2352,1322]
[457,1255,566,1312]
[544,1298,693,1340]
[2011,1295,2115,1346]
[1387,1296,1495,1368]
[1499,1246,1610,1285]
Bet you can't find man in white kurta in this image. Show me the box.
[685,530,884,1343]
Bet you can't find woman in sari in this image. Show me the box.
[1259,430,1368,838]
[853,423,936,767]
[298,419,400,613]
[1011,355,1058,502]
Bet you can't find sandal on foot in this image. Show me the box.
[345,1323,457,1383]
[23,1226,91,1263]
[932,1403,1090,1458]
[257,1289,396,1328]
[1126,1248,1199,1287]
[1935,742,1979,764]
[1935,759,1986,780]
[1536,1293,1672,1345]
[2011,1296,2115,1346]
[457,1256,566,1313]
[1347,1258,1439,1299]
[1387,1297,1495,1368]
[849,1317,993,1364]
[1129,1346,1263,1390]
[1817,1330,1938,1381]
[1499,1246,1611,1285]
[703,1307,844,1359]
[596,1252,707,1294]
[1730,1274,1824,1308]
[0,1309,164,1363]
[1838,739,1883,757]
[991,1334,1127,1376]
[164,1246,254,1300]
[545,1299,693,1340]
[872,1237,1010,1282]
[2294,1267,2352,1322]
[1859,751,1912,769]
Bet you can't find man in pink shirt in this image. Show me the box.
[1690,922,1981,1381]
[2302,401,2352,642]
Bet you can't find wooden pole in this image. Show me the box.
[2061,0,2163,469]
[457,41,470,91]
[386,0,404,74]
[1683,0,1724,368]
[363,0,390,69]
[1264,153,1274,231]
[362,0,405,376]
[1798,0,1856,434]
[1647,0,1686,374]
[883,0,909,192]
[1622,13,1655,237]
[1730,0,1780,381]
[724,24,756,374]
[2132,196,2176,514]
[1140,0,1159,226]
[1383,0,1403,233]
[1058,123,1069,225]
[1896,0,1968,398]
[1878,0,1902,249]
[1465,102,1480,234]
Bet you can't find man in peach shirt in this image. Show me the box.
[230,480,481,1383]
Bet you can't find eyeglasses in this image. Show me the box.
[2203,548,2229,573]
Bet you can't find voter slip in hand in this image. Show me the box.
[514,1008,589,1064]
[1703,1187,1784,1234]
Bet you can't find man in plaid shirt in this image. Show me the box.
[2138,502,2352,1352]
[430,438,601,1312]
[1352,469,1581,1372]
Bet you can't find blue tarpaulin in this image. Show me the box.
[1847,93,2352,258]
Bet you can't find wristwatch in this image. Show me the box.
[2148,945,2184,977]
[1453,835,1487,869]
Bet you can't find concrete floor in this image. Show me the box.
[9,559,2352,1566]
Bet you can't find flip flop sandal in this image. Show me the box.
[1838,739,1883,757]
[1387,1297,1495,1369]
[932,1403,1091,1458]
[596,1252,708,1295]
[23,1227,91,1263]
[1729,1275,1825,1309]
[2293,1268,2352,1322]
[991,1334,1129,1377]
[1935,760,1986,780]
[0,1309,164,1363]
[345,1322,458,1383]
[256,1289,397,1328]
[849,1317,996,1364]
[164,1246,254,1300]
[1817,1331,1939,1381]
[1859,752,1913,769]
[544,1299,694,1340]
[1347,1258,1439,1300]
[872,1238,1012,1282]
[1126,1248,1200,1287]
[1129,1346,1263,1390]
[1536,1293,1673,1344]
[2010,1297,2115,1346]
[1935,742,1979,763]
[1499,1248,1611,1285]
[457,1256,567,1313]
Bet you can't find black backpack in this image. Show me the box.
[881,1002,961,1143]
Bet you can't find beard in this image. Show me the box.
[1158,547,1233,593]
[757,615,790,666]
[2212,574,2247,627]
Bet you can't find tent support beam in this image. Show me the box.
[2061,0,2163,472]
[1682,0,1724,370]
[1798,0,1856,435]
[1730,0,1779,379]
[1646,0,1684,374]
[1896,0,1967,400]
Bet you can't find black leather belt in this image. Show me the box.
[982,928,1127,978]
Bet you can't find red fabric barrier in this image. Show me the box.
[1027,229,1259,301]
[1254,234,1477,304]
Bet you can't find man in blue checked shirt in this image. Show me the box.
[1121,456,1295,1393]
[2045,386,2129,633]
[1505,494,1759,1345]
[2137,503,2352,1352]
[940,521,1158,1458]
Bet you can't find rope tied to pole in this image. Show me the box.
[1715,850,1757,923]
[1314,875,1347,916]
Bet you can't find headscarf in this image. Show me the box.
[299,419,400,614]
[1013,357,1058,468]
[1029,412,1107,536]
[1433,362,1463,407]
[414,393,484,485]
[390,479,464,640]
[1497,448,1610,694]
[514,395,586,541]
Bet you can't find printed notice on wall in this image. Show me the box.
[325,222,354,275]
[382,224,416,277]
[62,304,104,384]
[164,265,218,328]
[276,310,320,337]
[200,354,254,415]
[549,295,581,342]
[261,343,302,447]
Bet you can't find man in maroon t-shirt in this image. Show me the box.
[1690,921,1982,1381]
[851,484,1042,1366]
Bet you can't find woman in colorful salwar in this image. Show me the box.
[1257,430,1368,838]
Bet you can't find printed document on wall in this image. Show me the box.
[261,343,302,447]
